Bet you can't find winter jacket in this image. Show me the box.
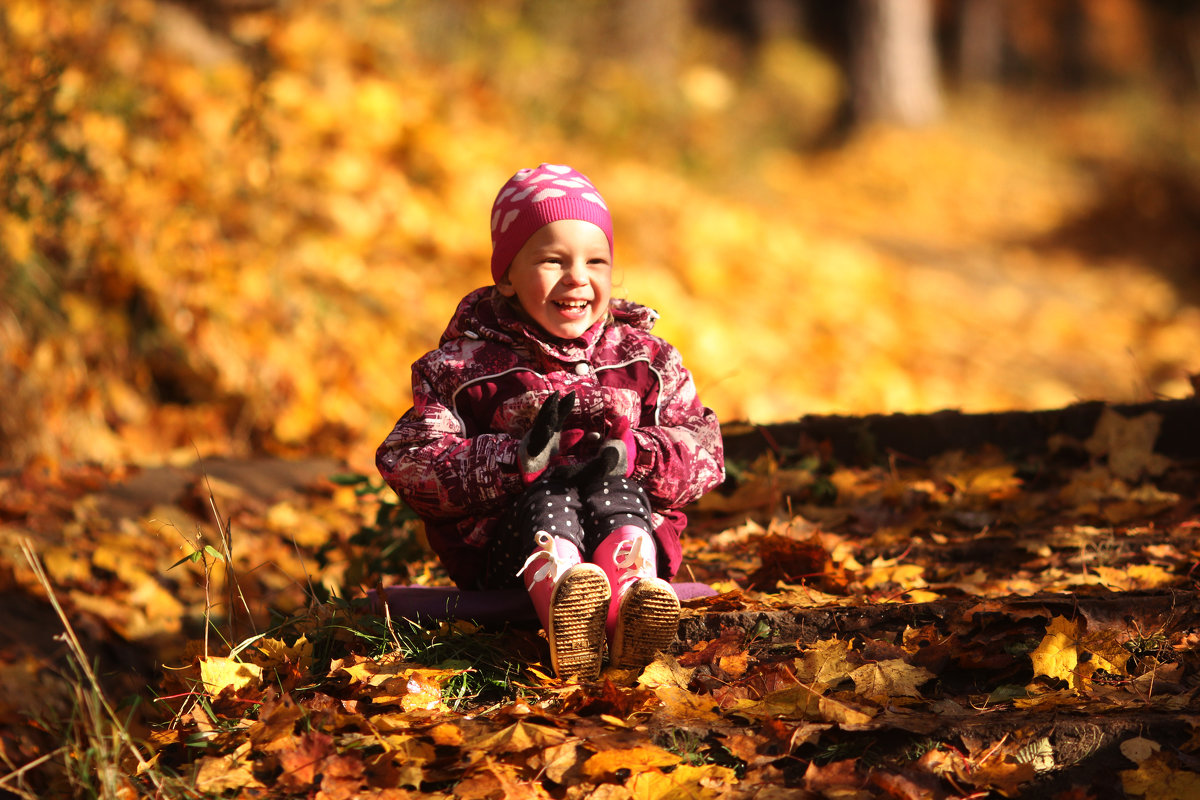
[376,286,725,589]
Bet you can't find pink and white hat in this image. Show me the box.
[489,163,613,283]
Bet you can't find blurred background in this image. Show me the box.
[3,0,1199,472]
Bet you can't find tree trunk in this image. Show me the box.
[848,0,942,125]
[615,0,686,91]
[958,0,1005,84]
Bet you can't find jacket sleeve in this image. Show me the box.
[629,344,725,510]
[376,364,524,521]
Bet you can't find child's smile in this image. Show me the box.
[498,219,613,340]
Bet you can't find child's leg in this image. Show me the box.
[580,477,680,668]
[488,481,609,680]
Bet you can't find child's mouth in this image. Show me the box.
[554,299,589,314]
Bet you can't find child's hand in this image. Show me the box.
[602,418,637,479]
[549,445,622,487]
[518,391,576,484]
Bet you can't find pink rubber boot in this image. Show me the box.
[593,526,680,669]
[518,532,610,680]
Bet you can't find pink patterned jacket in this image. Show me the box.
[376,287,725,589]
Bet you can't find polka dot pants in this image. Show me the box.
[484,474,654,589]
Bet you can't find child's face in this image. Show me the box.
[497,219,613,340]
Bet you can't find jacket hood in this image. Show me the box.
[440,286,660,360]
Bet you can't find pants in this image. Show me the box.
[484,473,654,589]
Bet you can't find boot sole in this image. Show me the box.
[610,578,680,669]
[548,564,610,680]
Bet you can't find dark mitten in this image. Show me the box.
[549,445,622,488]
[518,391,576,484]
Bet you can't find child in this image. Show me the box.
[376,163,724,680]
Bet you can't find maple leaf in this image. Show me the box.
[199,656,263,695]
[582,744,682,781]
[194,750,264,794]
[1030,615,1085,689]
[848,659,934,702]
[794,637,859,688]
[651,686,724,724]
[472,720,568,754]
[256,634,313,671]
[638,654,696,690]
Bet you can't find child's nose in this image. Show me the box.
[562,260,587,284]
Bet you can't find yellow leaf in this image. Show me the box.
[627,762,739,800]
[194,753,263,793]
[637,654,695,690]
[1125,564,1178,590]
[339,655,409,686]
[848,660,934,702]
[794,638,858,687]
[199,657,263,695]
[1,212,33,263]
[472,720,568,754]
[257,635,313,668]
[583,745,681,781]
[754,683,875,725]
[1030,616,1083,689]
[652,686,723,724]
[1120,753,1200,799]
[945,463,1022,499]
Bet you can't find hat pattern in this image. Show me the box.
[489,164,613,283]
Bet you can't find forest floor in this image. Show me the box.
[2,399,1199,799]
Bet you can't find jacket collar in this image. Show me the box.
[442,287,658,364]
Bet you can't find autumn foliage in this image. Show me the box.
[4,0,1200,798]
[3,0,1200,468]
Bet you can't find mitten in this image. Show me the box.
[601,418,637,479]
[518,391,577,484]
[549,445,622,488]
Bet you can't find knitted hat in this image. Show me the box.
[489,163,613,283]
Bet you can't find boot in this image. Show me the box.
[518,531,610,680]
[593,526,680,669]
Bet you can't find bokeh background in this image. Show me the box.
[4,0,1199,472]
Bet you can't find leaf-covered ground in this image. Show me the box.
[4,0,1200,469]
[4,1,1200,797]
[3,401,1199,798]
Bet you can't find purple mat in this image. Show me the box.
[370,582,716,625]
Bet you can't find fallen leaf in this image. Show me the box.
[194,752,264,794]
[472,720,568,754]
[627,762,738,799]
[199,656,263,695]
[848,659,934,702]
[1030,616,1084,689]
[754,683,875,725]
[638,654,696,690]
[794,637,859,688]
[1085,407,1170,481]
[582,745,682,781]
[1120,736,1162,765]
[1120,752,1200,799]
